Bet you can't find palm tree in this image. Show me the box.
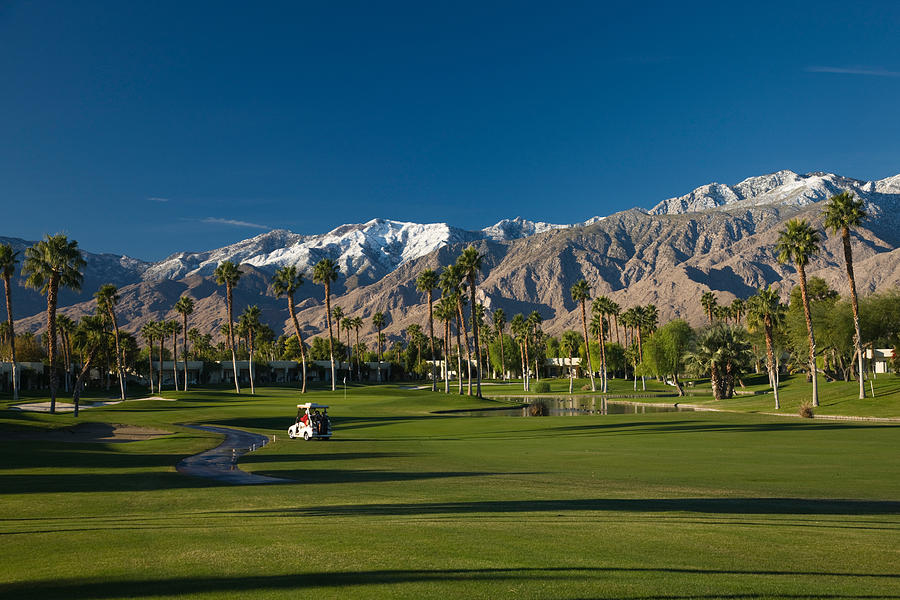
[687,324,753,400]
[70,315,109,417]
[372,312,386,382]
[571,280,596,392]
[332,306,345,352]
[701,291,718,324]
[609,301,621,346]
[23,234,86,413]
[140,322,156,393]
[746,286,786,409]
[165,320,181,391]
[823,191,868,400]
[561,330,582,394]
[457,246,485,398]
[239,305,261,394]
[312,258,339,391]
[0,244,19,401]
[350,316,363,381]
[591,297,610,392]
[492,308,507,381]
[153,321,165,392]
[416,269,439,392]
[435,298,455,393]
[440,264,473,395]
[527,311,543,382]
[95,284,126,400]
[730,298,745,325]
[174,296,194,391]
[341,316,353,376]
[510,313,527,391]
[213,260,243,394]
[272,266,308,393]
[56,314,76,392]
[777,218,822,406]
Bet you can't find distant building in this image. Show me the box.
[866,348,896,374]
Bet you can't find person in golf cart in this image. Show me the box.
[288,403,332,440]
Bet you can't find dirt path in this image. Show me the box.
[176,424,291,485]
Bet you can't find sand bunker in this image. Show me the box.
[2,422,172,443]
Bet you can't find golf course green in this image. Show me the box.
[2,381,898,599]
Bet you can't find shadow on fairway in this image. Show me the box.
[233,497,900,517]
[246,466,528,484]
[241,451,421,463]
[4,567,897,599]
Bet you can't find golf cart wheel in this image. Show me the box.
[303,432,310,441]
[288,431,295,439]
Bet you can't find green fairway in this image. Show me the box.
[1,384,899,599]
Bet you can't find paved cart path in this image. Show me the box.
[176,424,291,485]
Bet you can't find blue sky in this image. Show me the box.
[1,1,898,260]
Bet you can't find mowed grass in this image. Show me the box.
[1,383,899,599]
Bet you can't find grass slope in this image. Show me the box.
[1,383,898,599]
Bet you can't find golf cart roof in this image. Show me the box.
[297,403,329,409]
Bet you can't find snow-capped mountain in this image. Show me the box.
[650,170,900,217]
[143,217,582,283]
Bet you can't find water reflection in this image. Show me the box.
[457,396,694,417]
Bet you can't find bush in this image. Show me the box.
[532,381,550,393]
[798,401,815,419]
[529,399,550,416]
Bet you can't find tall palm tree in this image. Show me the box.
[239,305,261,394]
[510,313,527,391]
[492,308,507,381]
[435,298,455,393]
[457,246,485,398]
[591,297,610,392]
[95,284,126,400]
[70,315,109,417]
[416,269,439,391]
[23,234,86,413]
[527,311,543,382]
[823,191,868,400]
[609,301,621,346]
[166,320,181,391]
[312,258,339,391]
[0,244,19,401]
[272,266,308,393]
[372,312,386,383]
[174,295,194,391]
[56,314,76,392]
[746,286,786,409]
[571,280,596,392]
[701,291,718,324]
[214,260,243,394]
[350,316,363,381]
[154,321,165,392]
[140,322,156,393]
[777,218,822,406]
[561,330,582,394]
[332,306,345,351]
[341,316,352,376]
[730,298,745,325]
[440,264,473,395]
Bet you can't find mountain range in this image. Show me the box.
[6,169,900,345]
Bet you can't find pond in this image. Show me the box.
[448,396,696,417]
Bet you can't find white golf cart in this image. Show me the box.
[288,403,332,441]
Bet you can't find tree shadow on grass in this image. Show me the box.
[546,419,900,437]
[233,497,900,517]
[2,568,897,599]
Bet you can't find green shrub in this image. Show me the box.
[532,381,550,393]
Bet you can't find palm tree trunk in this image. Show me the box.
[148,337,154,394]
[580,301,596,392]
[227,284,240,394]
[454,314,463,395]
[798,264,819,406]
[444,320,450,393]
[286,294,307,393]
[614,314,620,346]
[455,300,472,396]
[427,291,436,392]
[840,228,865,400]
[323,283,335,390]
[636,327,646,391]
[172,333,178,394]
[3,275,18,402]
[72,353,96,418]
[47,276,60,413]
[498,330,506,381]
[109,308,125,400]
[467,277,482,398]
[248,329,255,394]
[157,334,163,392]
[182,313,189,391]
[764,319,779,409]
[568,352,574,394]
